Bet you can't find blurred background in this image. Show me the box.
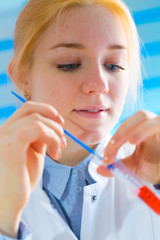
[0,0,160,127]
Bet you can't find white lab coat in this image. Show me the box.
[22,141,160,240]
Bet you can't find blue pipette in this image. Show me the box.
[11,91,160,215]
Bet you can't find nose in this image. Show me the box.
[82,65,109,95]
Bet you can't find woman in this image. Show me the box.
[0,0,160,239]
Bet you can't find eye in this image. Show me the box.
[56,63,81,71]
[104,64,125,72]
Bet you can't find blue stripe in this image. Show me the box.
[134,7,160,25]
[142,41,160,57]
[0,39,13,51]
[143,77,160,90]
[0,106,16,118]
[0,73,11,85]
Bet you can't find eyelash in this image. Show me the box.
[104,64,125,72]
[56,63,125,72]
[56,63,81,72]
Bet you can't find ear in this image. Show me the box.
[7,60,31,96]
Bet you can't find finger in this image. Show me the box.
[97,156,132,177]
[97,164,113,177]
[103,110,157,164]
[111,110,157,145]
[26,113,66,148]
[3,111,67,149]
[4,101,64,125]
[127,116,160,145]
[9,121,64,163]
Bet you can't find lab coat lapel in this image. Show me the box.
[22,178,77,240]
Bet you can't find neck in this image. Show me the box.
[55,137,97,167]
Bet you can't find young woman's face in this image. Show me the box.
[28,5,129,144]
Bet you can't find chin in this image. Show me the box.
[64,118,113,144]
[77,127,109,145]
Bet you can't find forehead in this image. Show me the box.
[40,5,128,50]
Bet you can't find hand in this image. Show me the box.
[0,101,66,237]
[98,110,160,184]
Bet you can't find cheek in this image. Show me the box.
[47,89,65,105]
[45,85,76,110]
[113,75,129,99]
[111,83,128,102]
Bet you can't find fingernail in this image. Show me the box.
[59,115,64,124]
[111,139,115,144]
[103,156,109,163]
[103,156,113,165]
[103,156,108,161]
[61,136,67,148]
[55,148,61,159]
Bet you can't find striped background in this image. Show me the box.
[0,0,160,126]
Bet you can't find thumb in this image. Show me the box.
[97,142,136,177]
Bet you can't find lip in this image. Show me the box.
[73,105,108,119]
[75,105,107,111]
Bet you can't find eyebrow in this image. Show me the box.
[108,44,127,50]
[50,43,84,50]
[49,42,127,50]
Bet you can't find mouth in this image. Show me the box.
[73,106,108,119]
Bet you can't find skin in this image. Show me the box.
[27,6,129,165]
[0,4,159,239]
[99,110,160,184]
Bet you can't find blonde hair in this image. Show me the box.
[11,0,141,101]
